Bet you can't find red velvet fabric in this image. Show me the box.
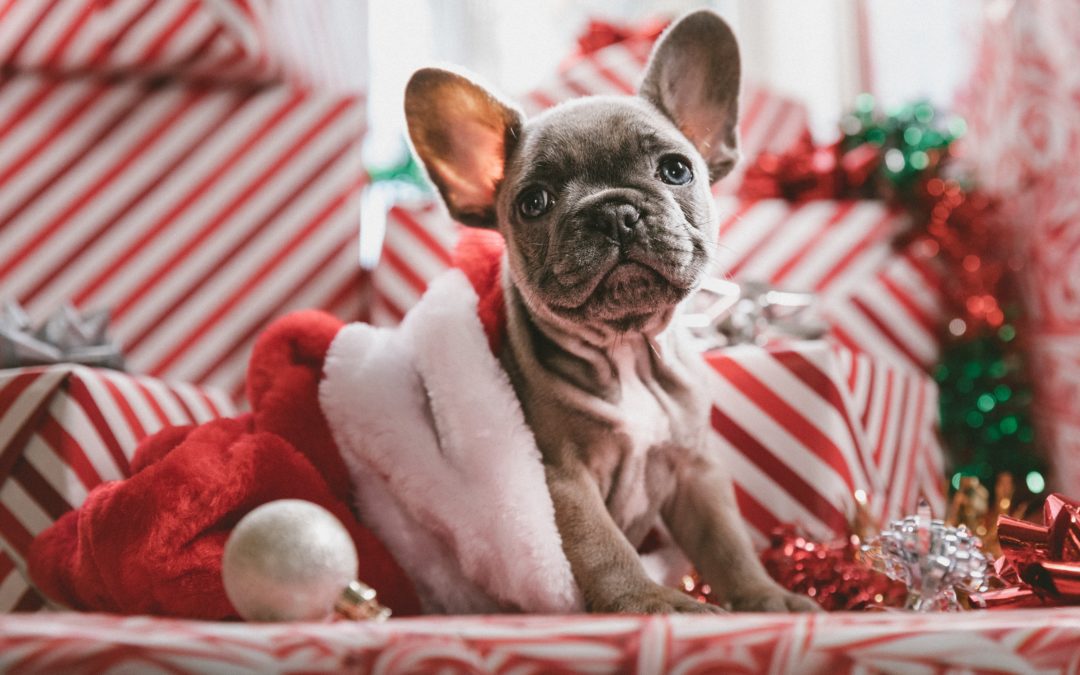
[28,311,421,619]
[452,227,507,354]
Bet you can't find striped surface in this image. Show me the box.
[520,34,811,196]
[714,196,945,371]
[0,0,280,83]
[3,609,1080,673]
[707,340,945,547]
[0,72,368,403]
[0,365,234,612]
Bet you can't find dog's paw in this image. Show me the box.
[597,586,726,615]
[730,586,822,613]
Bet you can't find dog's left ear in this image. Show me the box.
[639,10,741,182]
[405,68,523,228]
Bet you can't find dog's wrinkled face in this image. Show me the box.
[498,98,716,332]
[406,10,741,337]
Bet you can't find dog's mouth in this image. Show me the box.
[545,258,692,330]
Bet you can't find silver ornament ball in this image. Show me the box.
[222,499,358,622]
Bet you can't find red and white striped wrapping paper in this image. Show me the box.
[3,609,1079,673]
[706,340,945,547]
[520,30,810,196]
[0,365,234,613]
[713,197,946,372]
[0,0,308,85]
[0,72,368,403]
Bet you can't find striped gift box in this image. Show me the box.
[0,364,233,612]
[0,72,368,403]
[714,197,946,371]
[706,340,945,547]
[0,0,370,92]
[0,0,370,404]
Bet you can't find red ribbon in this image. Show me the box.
[974,493,1080,608]
[574,18,669,56]
[737,136,881,202]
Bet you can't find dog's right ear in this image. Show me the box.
[405,68,523,228]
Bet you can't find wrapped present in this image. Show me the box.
[705,340,945,547]
[959,2,1080,491]
[0,1,370,403]
[0,364,234,612]
[713,196,947,371]
[0,0,364,87]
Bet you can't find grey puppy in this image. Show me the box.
[405,9,819,614]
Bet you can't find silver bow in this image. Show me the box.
[862,500,991,611]
[681,278,828,349]
[0,301,124,370]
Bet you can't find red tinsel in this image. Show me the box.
[760,527,907,611]
[973,493,1080,608]
[682,527,906,611]
[738,136,880,203]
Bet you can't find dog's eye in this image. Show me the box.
[658,156,693,186]
[518,188,553,219]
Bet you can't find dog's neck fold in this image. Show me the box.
[501,274,676,402]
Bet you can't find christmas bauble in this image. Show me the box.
[222,499,358,622]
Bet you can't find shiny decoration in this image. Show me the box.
[682,277,827,350]
[222,500,387,622]
[758,527,907,611]
[0,301,124,370]
[973,493,1080,609]
[862,500,991,611]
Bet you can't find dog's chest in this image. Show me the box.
[594,342,694,539]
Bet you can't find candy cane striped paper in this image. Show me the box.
[370,203,458,327]
[714,196,945,371]
[520,34,810,195]
[0,365,234,613]
[2,609,1079,673]
[707,340,945,547]
[0,73,368,403]
[0,0,281,83]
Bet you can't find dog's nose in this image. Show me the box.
[593,202,642,246]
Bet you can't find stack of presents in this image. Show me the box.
[0,1,1078,671]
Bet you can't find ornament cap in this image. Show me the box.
[335,580,391,622]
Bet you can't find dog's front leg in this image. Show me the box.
[545,460,721,614]
[662,450,821,612]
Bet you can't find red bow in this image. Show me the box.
[575,18,669,56]
[974,493,1080,608]
[738,136,881,202]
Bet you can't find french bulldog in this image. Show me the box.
[404,9,819,614]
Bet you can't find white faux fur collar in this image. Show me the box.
[320,270,583,614]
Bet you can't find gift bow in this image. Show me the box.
[973,493,1080,608]
[574,18,670,56]
[738,136,881,202]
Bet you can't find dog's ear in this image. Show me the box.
[639,10,741,182]
[405,68,523,228]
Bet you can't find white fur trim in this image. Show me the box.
[320,270,582,614]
